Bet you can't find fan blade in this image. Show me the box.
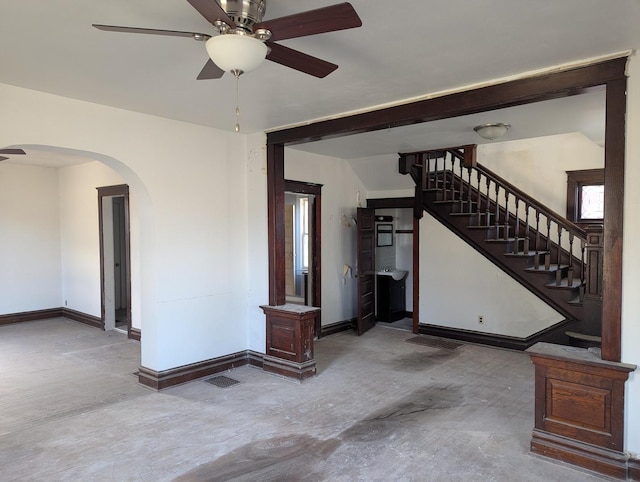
[186,0,235,28]
[266,42,338,78]
[0,156,8,162]
[197,59,225,80]
[93,24,210,40]
[255,3,362,41]
[0,149,25,155]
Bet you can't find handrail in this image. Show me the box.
[474,163,587,240]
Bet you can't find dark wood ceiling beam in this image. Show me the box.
[267,58,622,147]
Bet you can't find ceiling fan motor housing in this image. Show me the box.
[219,0,266,32]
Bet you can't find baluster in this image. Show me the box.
[441,153,446,200]
[485,178,491,227]
[545,218,551,270]
[503,191,510,240]
[513,197,520,254]
[567,232,574,287]
[523,203,530,254]
[467,167,473,214]
[476,171,483,221]
[458,156,464,209]
[580,239,586,302]
[421,154,427,192]
[457,156,464,210]
[555,224,563,285]
[494,184,500,239]
[534,211,541,269]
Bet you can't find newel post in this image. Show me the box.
[582,224,603,336]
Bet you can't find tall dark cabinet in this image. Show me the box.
[377,274,406,322]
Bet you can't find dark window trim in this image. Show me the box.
[566,168,605,224]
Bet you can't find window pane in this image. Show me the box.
[580,185,604,219]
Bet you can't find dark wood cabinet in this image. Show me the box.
[377,274,406,322]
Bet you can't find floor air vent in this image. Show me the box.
[406,336,463,350]
[204,375,241,388]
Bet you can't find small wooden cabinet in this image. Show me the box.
[377,274,406,322]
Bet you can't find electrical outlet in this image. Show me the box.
[478,315,484,324]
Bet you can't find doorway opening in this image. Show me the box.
[98,185,132,337]
[285,180,322,336]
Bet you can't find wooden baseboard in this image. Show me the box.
[531,429,629,480]
[0,308,63,326]
[419,324,530,350]
[138,350,265,390]
[61,307,103,329]
[629,457,640,481]
[320,318,355,337]
[262,354,316,382]
[129,327,141,341]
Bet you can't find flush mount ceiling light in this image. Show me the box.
[474,123,511,140]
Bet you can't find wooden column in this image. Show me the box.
[261,304,319,381]
[527,342,635,479]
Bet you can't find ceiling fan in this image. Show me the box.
[93,0,363,80]
[0,149,26,162]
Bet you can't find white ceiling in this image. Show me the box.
[0,1,637,177]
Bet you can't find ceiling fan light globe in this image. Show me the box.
[205,34,267,73]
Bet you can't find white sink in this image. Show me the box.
[377,269,408,281]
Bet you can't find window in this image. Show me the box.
[566,169,604,224]
[298,197,309,270]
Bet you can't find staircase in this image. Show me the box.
[400,145,603,349]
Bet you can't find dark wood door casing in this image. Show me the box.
[357,207,376,335]
[97,184,132,338]
[266,57,627,362]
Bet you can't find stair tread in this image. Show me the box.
[504,251,550,258]
[525,264,569,273]
[565,331,602,343]
[546,279,583,289]
[484,238,522,243]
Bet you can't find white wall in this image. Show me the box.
[0,164,61,313]
[420,213,564,337]
[58,161,126,319]
[622,53,640,456]
[285,149,367,325]
[478,132,604,215]
[0,82,250,372]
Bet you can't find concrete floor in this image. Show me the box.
[0,318,610,481]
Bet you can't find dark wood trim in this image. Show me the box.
[267,144,285,306]
[531,429,629,480]
[629,457,640,481]
[602,76,626,363]
[97,184,132,337]
[566,168,605,224]
[395,229,413,234]
[0,307,106,331]
[266,59,621,146]
[285,179,323,336]
[138,350,262,390]
[0,308,63,326]
[262,355,316,381]
[285,179,322,195]
[320,318,355,337]
[130,327,141,341]
[366,197,414,209]
[62,307,103,329]
[412,216,419,334]
[247,350,265,368]
[418,319,578,351]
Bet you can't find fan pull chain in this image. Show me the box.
[234,70,241,132]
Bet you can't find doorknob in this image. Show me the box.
[115,263,120,267]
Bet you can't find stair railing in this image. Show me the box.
[402,146,594,301]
